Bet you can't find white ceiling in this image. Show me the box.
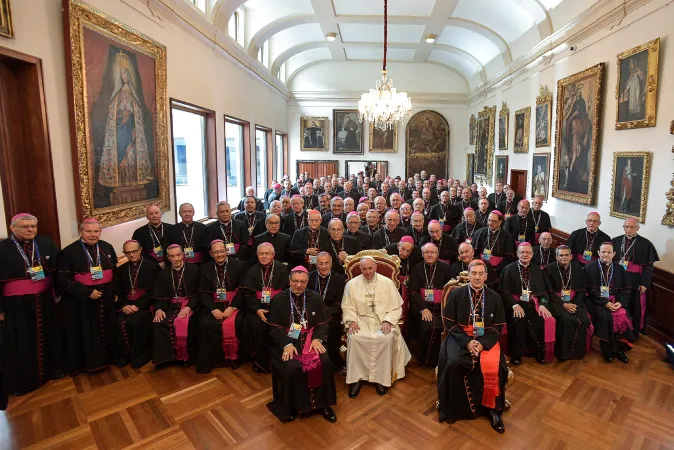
[209,0,601,92]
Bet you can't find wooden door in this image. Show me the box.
[0,47,60,245]
[510,169,527,199]
[296,160,339,180]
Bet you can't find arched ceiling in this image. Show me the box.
[210,0,598,92]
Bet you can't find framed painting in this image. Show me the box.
[610,151,650,223]
[475,105,496,185]
[63,0,169,227]
[301,116,328,151]
[531,153,551,201]
[0,0,13,38]
[369,123,397,153]
[552,63,605,205]
[535,85,552,147]
[333,109,363,154]
[494,155,508,186]
[498,102,509,150]
[466,154,475,185]
[616,38,659,130]
[469,114,476,145]
[406,110,449,178]
[513,106,530,153]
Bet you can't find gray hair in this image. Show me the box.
[10,214,38,226]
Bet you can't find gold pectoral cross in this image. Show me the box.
[366,294,376,313]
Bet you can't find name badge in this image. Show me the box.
[521,289,530,302]
[248,226,254,234]
[583,250,592,261]
[561,290,571,302]
[184,247,194,258]
[153,246,163,258]
[474,321,485,336]
[90,266,103,280]
[600,286,610,299]
[505,214,512,219]
[424,290,434,303]
[619,259,628,270]
[217,288,227,301]
[465,237,472,244]
[261,288,272,304]
[308,255,318,265]
[226,242,236,255]
[28,265,45,281]
[535,225,539,232]
[518,234,526,243]
[482,249,492,261]
[288,323,301,339]
[439,218,445,226]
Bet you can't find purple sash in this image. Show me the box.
[481,254,503,268]
[2,277,52,296]
[127,288,147,302]
[294,327,322,388]
[421,288,443,305]
[185,251,205,264]
[575,254,597,265]
[170,297,192,361]
[514,294,556,362]
[608,295,633,334]
[73,269,114,286]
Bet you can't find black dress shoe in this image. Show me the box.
[321,406,337,423]
[535,353,546,365]
[253,365,270,374]
[616,351,629,364]
[602,351,614,363]
[376,384,388,396]
[511,355,522,366]
[282,414,296,422]
[489,410,505,434]
[348,381,361,398]
[230,360,240,369]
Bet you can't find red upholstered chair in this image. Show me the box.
[343,249,401,287]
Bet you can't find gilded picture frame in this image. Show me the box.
[333,109,363,154]
[531,153,551,201]
[63,0,169,227]
[610,151,650,223]
[0,0,13,38]
[498,102,509,151]
[469,114,476,146]
[513,106,530,153]
[300,116,328,151]
[406,110,450,178]
[369,123,397,153]
[616,38,659,130]
[494,155,508,186]
[535,85,552,147]
[552,63,605,205]
[475,105,496,184]
[466,154,474,185]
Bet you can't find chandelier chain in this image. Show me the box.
[383,0,387,72]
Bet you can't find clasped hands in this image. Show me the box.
[513,304,552,319]
[282,339,326,361]
[467,340,483,357]
[348,321,392,335]
[152,306,191,322]
[211,307,235,321]
[605,301,622,311]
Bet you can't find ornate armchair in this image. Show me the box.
[343,249,401,286]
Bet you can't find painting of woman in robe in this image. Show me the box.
[610,152,650,223]
[615,38,659,130]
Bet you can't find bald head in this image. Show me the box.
[538,232,552,249]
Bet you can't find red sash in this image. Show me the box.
[73,269,114,286]
[170,297,192,361]
[294,327,322,388]
[441,224,452,233]
[462,325,501,409]
[421,288,443,305]
[608,295,633,334]
[514,294,556,362]
[185,251,205,264]
[481,254,503,268]
[222,308,240,360]
[2,277,52,296]
[625,262,642,274]
[575,254,597,265]
[212,288,238,304]
[127,288,147,302]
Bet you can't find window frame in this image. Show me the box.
[274,131,288,181]
[224,115,250,203]
[254,124,272,196]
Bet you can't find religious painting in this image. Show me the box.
[552,63,605,205]
[466,154,474,185]
[64,0,169,227]
[531,153,551,201]
[469,114,476,145]
[406,110,449,178]
[498,102,509,150]
[513,106,530,153]
[300,116,328,151]
[535,85,552,147]
[475,105,496,184]
[0,0,13,38]
[494,155,508,186]
[610,151,651,223]
[616,38,659,130]
[333,109,363,154]
[369,123,397,153]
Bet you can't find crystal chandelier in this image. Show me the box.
[358,0,411,131]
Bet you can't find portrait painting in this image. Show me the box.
[495,155,508,186]
[0,0,13,38]
[552,63,605,205]
[369,123,397,153]
[333,109,363,154]
[536,85,552,147]
[64,0,169,227]
[466,154,475,185]
[513,106,530,153]
[300,116,328,151]
[498,103,509,150]
[475,105,495,184]
[610,151,650,223]
[616,38,659,130]
[469,114,476,145]
[406,110,449,178]
[531,153,551,201]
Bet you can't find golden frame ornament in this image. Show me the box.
[469,114,476,145]
[63,0,169,228]
[552,63,605,205]
[369,122,397,153]
[513,106,530,153]
[610,151,650,223]
[0,0,13,38]
[535,85,552,147]
[498,102,509,151]
[475,105,496,185]
[615,38,659,130]
[300,116,328,151]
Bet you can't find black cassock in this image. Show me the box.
[281,210,308,237]
[308,270,345,371]
[233,211,267,240]
[203,220,250,262]
[449,259,497,289]
[408,261,453,367]
[419,234,459,264]
[0,236,63,394]
[58,239,118,375]
[242,262,289,371]
[566,228,611,267]
[504,214,536,246]
[450,221,485,245]
[500,262,554,360]
[430,202,462,234]
[472,227,515,282]
[196,258,247,373]
[405,226,429,246]
[530,210,551,237]
[288,227,330,269]
[113,257,160,368]
[371,226,407,249]
[321,212,347,228]
[533,245,556,269]
[487,192,505,210]
[132,222,173,264]
[346,229,371,250]
[319,236,361,276]
[251,231,291,264]
[583,261,632,353]
[162,221,207,265]
[496,200,516,218]
[152,263,200,364]
[266,289,336,421]
[437,285,507,423]
[611,234,659,336]
[544,262,591,360]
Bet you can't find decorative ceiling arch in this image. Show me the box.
[211,0,247,25]
[432,44,485,79]
[445,18,512,64]
[248,14,316,58]
[271,41,329,76]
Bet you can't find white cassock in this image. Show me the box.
[342,273,412,387]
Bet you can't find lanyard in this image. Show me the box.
[331,239,343,257]
[171,265,186,298]
[598,260,613,289]
[384,228,393,245]
[261,262,275,289]
[295,211,306,230]
[314,273,332,302]
[219,221,233,243]
[557,263,572,291]
[494,192,504,205]
[128,259,143,290]
[621,235,637,260]
[247,212,257,228]
[289,291,307,325]
[424,263,437,289]
[309,228,320,248]
[540,247,550,266]
[531,210,542,228]
[182,223,193,248]
[215,259,229,290]
[585,230,597,251]
[469,286,485,325]
[79,239,101,268]
[149,224,163,247]
[487,228,500,252]
[466,222,476,239]
[11,235,40,268]
[519,215,528,234]
[517,262,531,291]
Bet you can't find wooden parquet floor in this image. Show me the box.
[2,337,674,450]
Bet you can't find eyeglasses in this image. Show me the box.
[123,249,141,255]
[14,225,37,229]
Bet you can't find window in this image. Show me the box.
[228,10,239,43]
[255,127,269,195]
[275,132,286,180]
[174,138,188,185]
[279,62,286,83]
[189,0,206,12]
[258,41,269,67]
[225,118,247,202]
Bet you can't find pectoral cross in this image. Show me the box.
[300,319,308,329]
[366,294,376,312]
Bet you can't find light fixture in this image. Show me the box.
[358,0,412,131]
[325,32,337,42]
[425,34,436,44]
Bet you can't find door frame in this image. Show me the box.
[295,160,340,179]
[509,169,528,199]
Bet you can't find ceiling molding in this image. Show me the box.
[412,0,459,63]
[210,0,246,25]
[445,17,512,65]
[271,41,330,76]
[289,90,468,106]
[248,14,316,58]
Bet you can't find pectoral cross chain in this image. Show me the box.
[366,294,376,312]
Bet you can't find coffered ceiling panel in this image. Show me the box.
[338,23,426,44]
[345,46,415,61]
[332,0,436,17]
[452,0,543,43]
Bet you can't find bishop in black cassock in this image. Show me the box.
[288,211,330,269]
[533,232,556,269]
[204,202,250,262]
[132,204,172,266]
[472,211,515,282]
[451,208,484,245]
[233,197,267,240]
[503,200,536,246]
[530,197,551,242]
[162,203,207,265]
[419,221,459,264]
[371,211,406,249]
[566,212,610,267]
[281,198,309,237]
[346,212,371,250]
[251,214,291,264]
[430,191,462,234]
[319,219,361,276]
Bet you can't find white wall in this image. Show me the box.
[0,0,287,252]
[468,0,674,270]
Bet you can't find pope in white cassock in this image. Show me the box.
[342,256,411,398]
